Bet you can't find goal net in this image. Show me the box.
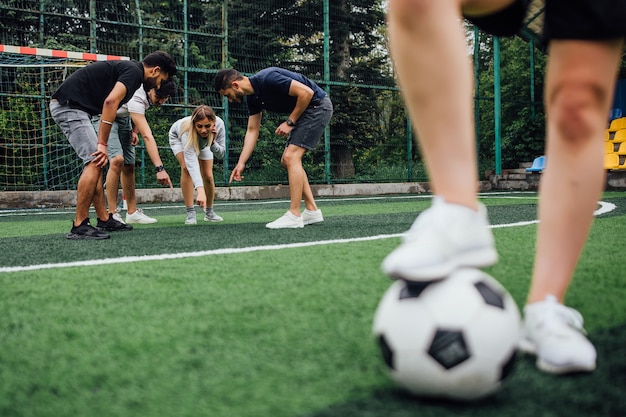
[0,45,129,192]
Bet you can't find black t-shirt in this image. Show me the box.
[246,67,327,115]
[52,60,144,116]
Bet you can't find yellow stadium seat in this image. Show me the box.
[614,129,626,143]
[609,117,626,132]
[617,142,626,155]
[605,141,617,153]
[605,153,626,170]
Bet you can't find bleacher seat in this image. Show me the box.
[613,129,626,143]
[605,153,626,170]
[605,141,617,153]
[526,155,546,173]
[608,117,626,132]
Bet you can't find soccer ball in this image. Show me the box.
[372,268,520,401]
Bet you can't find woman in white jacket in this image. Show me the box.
[169,105,226,224]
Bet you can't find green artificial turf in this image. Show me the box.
[0,192,624,417]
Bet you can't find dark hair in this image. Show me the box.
[142,51,177,77]
[155,78,177,98]
[213,68,243,93]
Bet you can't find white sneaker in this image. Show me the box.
[125,208,157,224]
[266,211,304,229]
[381,196,498,281]
[185,211,197,225]
[519,295,596,374]
[302,208,324,225]
[112,212,125,224]
[204,211,224,222]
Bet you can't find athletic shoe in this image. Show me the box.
[185,211,197,225]
[126,208,158,224]
[266,211,304,229]
[204,212,224,222]
[381,196,497,281]
[519,295,597,374]
[112,212,126,224]
[302,208,324,225]
[66,218,110,240]
[96,213,133,231]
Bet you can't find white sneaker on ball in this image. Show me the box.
[519,295,596,374]
[381,196,498,281]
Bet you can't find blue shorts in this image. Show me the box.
[287,96,333,150]
[49,100,97,166]
[92,114,135,165]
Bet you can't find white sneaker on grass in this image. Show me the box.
[302,208,324,225]
[381,196,498,281]
[112,212,126,224]
[266,211,304,229]
[204,211,223,222]
[185,211,197,225]
[126,208,157,224]
[519,295,596,374]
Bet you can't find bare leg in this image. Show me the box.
[121,164,137,214]
[281,144,309,216]
[527,39,623,304]
[176,152,195,207]
[388,0,478,209]
[75,163,104,225]
[200,159,216,208]
[105,155,124,214]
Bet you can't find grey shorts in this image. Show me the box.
[92,114,135,164]
[287,96,333,150]
[49,100,97,165]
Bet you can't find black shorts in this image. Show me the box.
[466,0,626,41]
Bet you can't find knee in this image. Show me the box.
[549,81,606,143]
[109,155,124,170]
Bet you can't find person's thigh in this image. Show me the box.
[51,102,98,165]
[288,98,333,150]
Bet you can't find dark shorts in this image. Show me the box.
[92,114,135,164]
[287,96,333,151]
[466,0,626,41]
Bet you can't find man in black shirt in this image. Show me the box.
[214,67,333,229]
[50,51,176,239]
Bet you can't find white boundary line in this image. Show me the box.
[0,200,616,274]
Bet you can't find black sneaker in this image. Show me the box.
[66,218,110,240]
[97,213,133,231]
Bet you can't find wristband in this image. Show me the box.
[286,118,296,127]
[155,165,165,173]
[98,142,107,146]
[101,120,113,126]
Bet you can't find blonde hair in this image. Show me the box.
[182,105,216,155]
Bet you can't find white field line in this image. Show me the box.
[0,192,538,217]
[0,200,616,274]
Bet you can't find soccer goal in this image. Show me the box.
[0,45,129,192]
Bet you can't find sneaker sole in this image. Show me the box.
[383,247,498,281]
[66,232,110,240]
[303,218,323,225]
[519,336,596,374]
[204,218,223,222]
[265,224,304,229]
[97,227,133,232]
[126,220,158,224]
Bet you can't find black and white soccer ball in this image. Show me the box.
[372,268,520,401]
